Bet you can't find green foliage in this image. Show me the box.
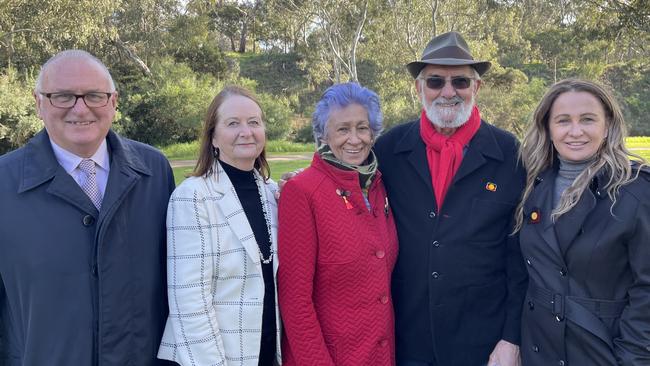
[160,141,200,160]
[117,58,219,145]
[479,71,547,138]
[0,69,41,154]
[238,52,309,95]
[265,140,313,153]
[257,93,293,140]
[168,14,229,78]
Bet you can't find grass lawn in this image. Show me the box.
[161,140,314,161]
[172,159,311,185]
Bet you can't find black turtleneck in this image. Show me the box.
[220,160,276,365]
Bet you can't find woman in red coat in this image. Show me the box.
[278,82,398,366]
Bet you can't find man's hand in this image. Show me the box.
[487,339,521,366]
[275,168,304,200]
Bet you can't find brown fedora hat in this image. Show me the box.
[406,31,491,78]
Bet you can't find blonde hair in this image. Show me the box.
[513,78,647,232]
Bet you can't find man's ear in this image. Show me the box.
[111,91,119,108]
[34,91,44,119]
[473,79,482,95]
[415,78,423,98]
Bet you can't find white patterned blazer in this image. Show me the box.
[158,162,281,366]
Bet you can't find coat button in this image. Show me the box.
[379,295,389,304]
[532,345,539,352]
[82,215,95,226]
[375,250,385,259]
[558,360,566,366]
[528,301,534,310]
[432,240,440,247]
[526,259,532,266]
[431,271,440,279]
[428,211,436,218]
[560,268,567,276]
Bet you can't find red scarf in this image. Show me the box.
[419,105,481,211]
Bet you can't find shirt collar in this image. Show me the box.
[49,139,110,173]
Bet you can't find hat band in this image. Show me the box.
[422,45,474,62]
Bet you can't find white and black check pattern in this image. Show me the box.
[158,162,281,366]
[78,159,102,209]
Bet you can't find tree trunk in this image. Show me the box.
[431,0,438,37]
[112,36,151,77]
[238,20,247,53]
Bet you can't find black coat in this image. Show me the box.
[374,120,528,366]
[520,165,650,366]
[0,130,176,366]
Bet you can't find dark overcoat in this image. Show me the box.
[374,119,528,366]
[0,130,176,366]
[520,165,650,366]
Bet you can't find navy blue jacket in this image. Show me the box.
[374,119,528,366]
[0,130,176,365]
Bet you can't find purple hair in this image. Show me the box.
[312,82,383,144]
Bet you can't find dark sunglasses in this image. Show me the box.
[421,76,476,90]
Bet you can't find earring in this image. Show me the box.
[213,146,219,158]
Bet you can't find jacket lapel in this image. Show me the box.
[453,122,504,184]
[527,169,564,261]
[97,131,152,223]
[394,122,435,200]
[209,162,263,273]
[19,130,98,215]
[554,186,597,251]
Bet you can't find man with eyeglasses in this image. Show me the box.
[374,32,528,366]
[0,50,176,365]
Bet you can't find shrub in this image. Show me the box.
[257,93,293,140]
[0,69,41,154]
[117,58,219,146]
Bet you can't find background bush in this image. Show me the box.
[0,69,41,154]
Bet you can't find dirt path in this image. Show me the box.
[170,153,313,168]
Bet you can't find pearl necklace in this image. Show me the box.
[253,173,274,264]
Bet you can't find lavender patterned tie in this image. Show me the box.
[78,159,102,210]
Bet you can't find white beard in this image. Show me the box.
[422,93,475,129]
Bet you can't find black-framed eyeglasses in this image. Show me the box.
[40,92,114,109]
[419,76,476,90]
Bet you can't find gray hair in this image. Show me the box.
[35,50,116,92]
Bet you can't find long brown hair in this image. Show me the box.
[513,78,646,232]
[192,86,270,180]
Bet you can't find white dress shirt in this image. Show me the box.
[49,139,110,197]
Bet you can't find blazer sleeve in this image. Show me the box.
[278,180,336,366]
[164,182,228,366]
[501,161,529,346]
[502,219,528,345]
[614,198,650,365]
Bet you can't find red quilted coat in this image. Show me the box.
[278,153,398,366]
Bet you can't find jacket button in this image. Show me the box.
[82,215,95,226]
[431,271,440,279]
[526,259,532,266]
[379,295,389,304]
[528,301,534,310]
[532,345,539,352]
[429,211,436,218]
[558,360,566,366]
[560,268,567,276]
[432,240,440,247]
[375,250,385,259]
